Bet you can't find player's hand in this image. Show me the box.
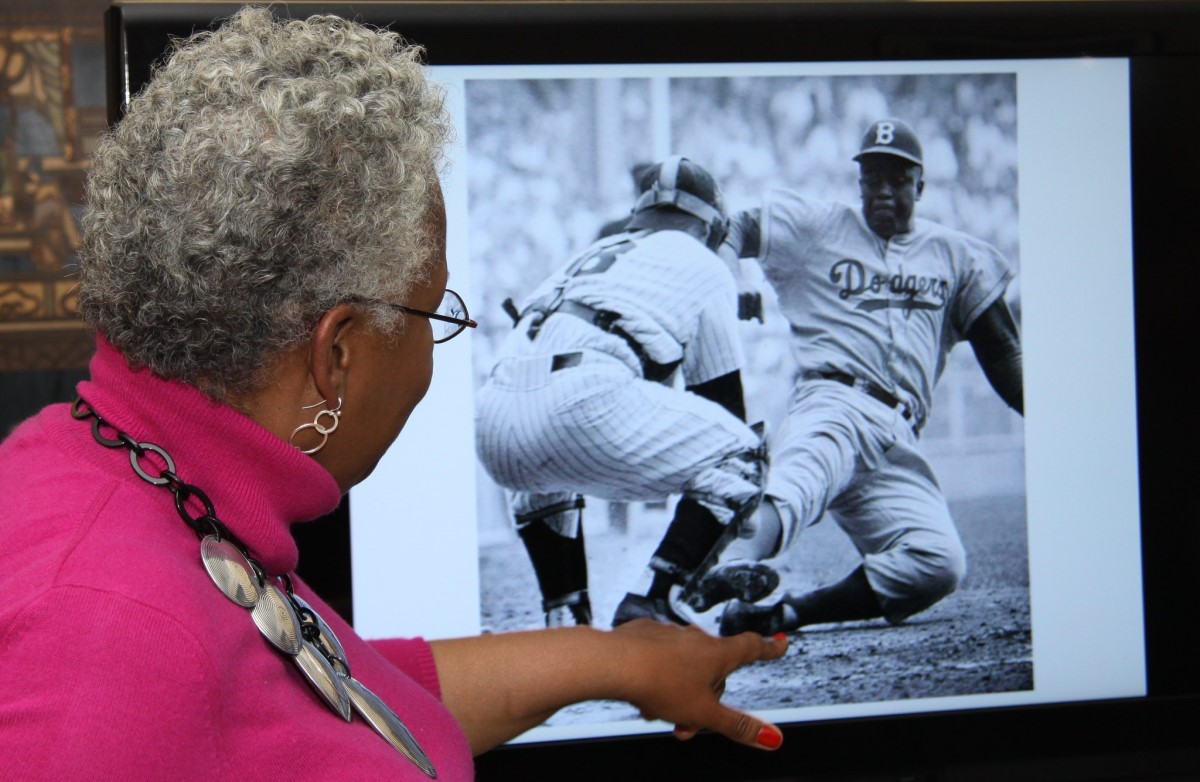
[607,618,788,750]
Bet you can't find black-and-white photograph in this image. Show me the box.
[465,71,1030,727]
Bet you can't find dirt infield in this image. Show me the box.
[479,493,1032,726]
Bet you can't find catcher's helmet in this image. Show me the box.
[631,155,729,249]
[853,119,923,167]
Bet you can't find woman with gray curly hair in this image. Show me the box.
[0,7,786,780]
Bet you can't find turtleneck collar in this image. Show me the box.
[74,336,343,574]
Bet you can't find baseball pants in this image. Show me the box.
[767,379,966,622]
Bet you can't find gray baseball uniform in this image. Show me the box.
[754,188,1014,621]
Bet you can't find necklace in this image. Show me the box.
[71,397,437,778]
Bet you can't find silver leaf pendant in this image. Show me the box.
[290,593,349,676]
[343,675,437,778]
[252,582,302,655]
[294,640,352,721]
[199,535,260,607]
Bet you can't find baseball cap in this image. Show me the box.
[853,119,923,166]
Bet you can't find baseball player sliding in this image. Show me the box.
[698,119,1024,636]
[474,156,775,628]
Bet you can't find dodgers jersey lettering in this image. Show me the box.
[509,229,744,386]
[759,189,1013,414]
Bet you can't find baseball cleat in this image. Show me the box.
[683,560,781,612]
[718,600,789,637]
[611,593,690,627]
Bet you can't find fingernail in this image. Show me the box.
[756,725,783,749]
[773,632,788,642]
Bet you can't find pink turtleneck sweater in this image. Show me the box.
[0,338,473,780]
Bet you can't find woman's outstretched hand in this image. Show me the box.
[608,618,788,749]
[431,619,788,754]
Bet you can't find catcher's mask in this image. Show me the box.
[631,155,730,251]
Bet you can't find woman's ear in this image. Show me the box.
[307,304,362,406]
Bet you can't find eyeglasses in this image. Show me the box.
[355,288,478,344]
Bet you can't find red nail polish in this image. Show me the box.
[756,725,783,749]
[773,632,788,642]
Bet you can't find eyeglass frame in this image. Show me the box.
[349,288,478,344]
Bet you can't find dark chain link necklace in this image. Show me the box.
[72,397,437,778]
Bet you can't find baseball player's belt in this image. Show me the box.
[808,370,924,430]
[542,299,681,383]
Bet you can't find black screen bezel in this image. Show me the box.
[105,2,1200,778]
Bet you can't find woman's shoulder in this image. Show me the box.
[0,405,226,641]
[0,403,120,586]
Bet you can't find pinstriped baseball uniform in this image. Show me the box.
[756,189,1014,621]
[475,228,760,520]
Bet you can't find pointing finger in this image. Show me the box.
[711,706,784,751]
[729,630,789,667]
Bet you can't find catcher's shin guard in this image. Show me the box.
[648,498,728,584]
[675,488,767,606]
[516,497,592,626]
[656,427,770,609]
[648,493,774,617]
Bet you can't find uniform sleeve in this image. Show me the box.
[0,588,230,781]
[724,208,763,259]
[758,189,826,271]
[950,233,1015,339]
[368,637,444,701]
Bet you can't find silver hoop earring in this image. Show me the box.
[289,397,343,455]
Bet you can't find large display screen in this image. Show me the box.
[350,54,1144,745]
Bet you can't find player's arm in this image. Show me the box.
[966,297,1024,415]
[719,209,766,322]
[721,208,763,260]
[429,622,787,755]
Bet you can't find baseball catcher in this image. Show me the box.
[474,156,775,627]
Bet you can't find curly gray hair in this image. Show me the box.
[78,7,451,400]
